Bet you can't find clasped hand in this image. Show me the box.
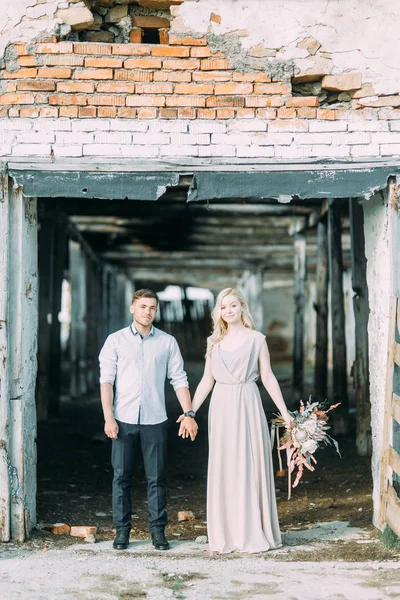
[176,415,198,441]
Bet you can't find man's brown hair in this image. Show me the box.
[132,288,158,304]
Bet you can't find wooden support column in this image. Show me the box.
[293,229,307,401]
[328,199,349,434]
[238,270,264,331]
[350,199,371,456]
[0,172,11,542]
[5,183,38,541]
[314,216,329,400]
[69,241,87,398]
[36,214,55,421]
[85,259,99,391]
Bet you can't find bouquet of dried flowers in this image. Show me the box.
[277,399,341,497]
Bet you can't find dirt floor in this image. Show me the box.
[27,361,399,563]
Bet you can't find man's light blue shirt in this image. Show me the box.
[99,324,188,425]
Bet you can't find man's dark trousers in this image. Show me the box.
[112,419,168,533]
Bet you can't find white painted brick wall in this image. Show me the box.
[2,118,400,161]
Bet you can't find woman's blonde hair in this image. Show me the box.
[206,288,255,356]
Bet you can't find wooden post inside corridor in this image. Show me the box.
[314,216,329,401]
[293,230,307,401]
[349,199,371,456]
[328,199,349,434]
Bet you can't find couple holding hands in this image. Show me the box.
[99,287,292,554]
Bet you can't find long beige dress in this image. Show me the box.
[207,330,282,554]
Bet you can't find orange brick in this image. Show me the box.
[198,108,216,119]
[112,44,151,56]
[42,55,84,66]
[129,28,143,44]
[193,71,231,82]
[57,81,94,93]
[38,67,72,79]
[126,95,165,107]
[97,82,135,93]
[73,43,111,55]
[20,106,39,118]
[254,83,291,94]
[84,57,123,68]
[135,83,173,94]
[201,59,230,71]
[17,80,56,91]
[59,106,78,118]
[286,96,319,108]
[163,72,192,83]
[178,108,197,119]
[245,96,284,108]
[277,107,297,119]
[236,108,256,118]
[159,108,177,118]
[317,108,336,120]
[3,68,37,79]
[297,107,317,119]
[152,46,189,58]
[115,70,153,82]
[40,107,58,117]
[174,83,214,95]
[190,47,213,58]
[79,107,97,117]
[49,94,87,106]
[159,29,169,45]
[13,43,28,56]
[0,93,34,105]
[124,58,161,69]
[233,72,271,83]
[168,34,206,46]
[163,59,200,71]
[210,12,221,24]
[18,56,38,67]
[75,69,113,80]
[36,42,73,54]
[166,96,205,107]
[257,108,277,119]
[8,107,19,117]
[206,95,245,108]
[118,107,137,118]
[50,523,71,535]
[0,108,8,117]
[217,108,235,119]
[70,526,97,538]
[98,107,117,117]
[88,95,125,106]
[137,107,157,118]
[215,83,252,95]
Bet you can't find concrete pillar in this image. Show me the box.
[238,270,264,331]
[293,233,307,401]
[0,176,38,541]
[364,180,400,526]
[314,217,329,401]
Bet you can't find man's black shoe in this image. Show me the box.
[151,530,170,550]
[113,530,130,550]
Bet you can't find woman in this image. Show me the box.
[179,288,292,554]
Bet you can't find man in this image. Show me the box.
[99,288,198,551]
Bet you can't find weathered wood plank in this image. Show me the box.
[379,297,397,528]
[0,172,11,542]
[386,483,400,537]
[391,393,400,425]
[328,199,349,434]
[7,188,38,541]
[349,198,371,456]
[314,216,329,401]
[394,342,400,367]
[293,226,307,401]
[389,445,400,478]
